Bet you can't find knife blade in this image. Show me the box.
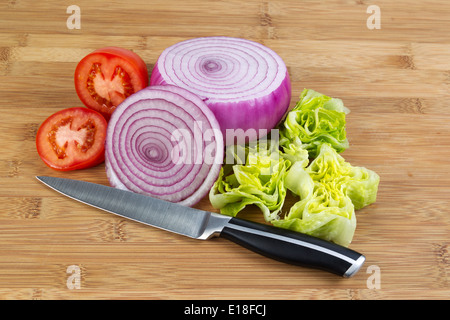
[36,176,365,277]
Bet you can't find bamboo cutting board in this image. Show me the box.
[0,0,449,300]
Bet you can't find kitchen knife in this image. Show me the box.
[36,176,365,277]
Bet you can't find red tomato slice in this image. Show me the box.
[36,107,107,171]
[74,47,148,120]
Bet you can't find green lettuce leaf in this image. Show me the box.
[209,141,296,222]
[279,89,349,158]
[273,143,379,246]
[209,90,380,247]
[272,183,357,247]
[305,143,380,210]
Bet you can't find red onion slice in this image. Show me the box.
[150,37,291,144]
[105,85,224,206]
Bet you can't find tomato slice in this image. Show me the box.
[36,107,107,171]
[74,47,148,120]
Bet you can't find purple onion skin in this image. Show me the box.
[150,59,292,145]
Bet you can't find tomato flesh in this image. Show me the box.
[36,108,107,171]
[75,47,148,120]
[87,63,134,109]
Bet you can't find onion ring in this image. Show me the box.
[150,37,291,144]
[105,85,224,206]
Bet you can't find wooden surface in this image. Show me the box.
[0,0,449,300]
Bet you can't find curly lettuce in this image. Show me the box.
[209,89,380,247]
[272,143,379,246]
[280,89,349,158]
[306,143,380,210]
[209,141,303,222]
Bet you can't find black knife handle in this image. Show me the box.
[221,217,365,277]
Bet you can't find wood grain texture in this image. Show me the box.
[0,0,449,300]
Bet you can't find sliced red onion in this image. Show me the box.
[150,37,291,144]
[105,84,224,206]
